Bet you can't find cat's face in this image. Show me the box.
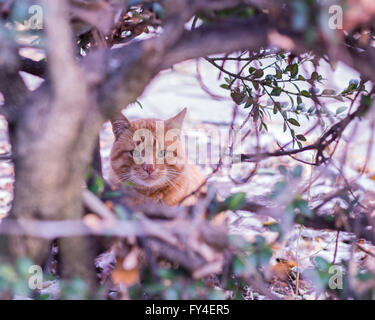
[110,109,186,191]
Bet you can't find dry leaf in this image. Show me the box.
[122,247,139,270]
[211,211,228,226]
[269,259,297,281]
[83,213,101,231]
[112,263,139,287]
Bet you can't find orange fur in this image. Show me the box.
[109,108,205,206]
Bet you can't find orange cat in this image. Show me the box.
[109,108,206,206]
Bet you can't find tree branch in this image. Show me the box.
[20,57,46,78]
[97,18,269,118]
[162,19,269,70]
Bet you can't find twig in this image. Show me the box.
[332,230,340,264]
[82,189,116,221]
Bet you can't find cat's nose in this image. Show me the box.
[143,164,155,175]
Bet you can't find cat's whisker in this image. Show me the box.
[164,175,182,193]
[166,169,181,173]
[165,170,181,177]
[118,172,135,184]
[165,171,179,178]
[166,179,179,192]
[118,174,132,180]
[165,174,179,179]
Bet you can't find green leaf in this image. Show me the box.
[254,235,266,247]
[310,71,319,81]
[220,84,230,90]
[346,84,357,92]
[307,106,315,114]
[88,176,105,195]
[231,90,246,105]
[0,264,17,282]
[313,257,331,272]
[233,256,246,276]
[290,63,299,78]
[321,89,336,96]
[300,90,310,97]
[244,97,254,108]
[292,165,303,178]
[152,2,164,18]
[252,69,264,79]
[16,257,34,277]
[273,102,280,114]
[336,106,347,115]
[270,87,282,96]
[278,165,288,175]
[158,268,178,280]
[271,181,286,199]
[296,134,306,141]
[361,94,372,108]
[257,247,273,267]
[225,192,246,210]
[346,79,359,92]
[102,190,123,199]
[357,271,374,281]
[333,95,344,102]
[287,118,301,126]
[266,222,281,233]
[249,67,256,74]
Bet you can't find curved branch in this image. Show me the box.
[20,57,46,78]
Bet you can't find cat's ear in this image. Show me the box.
[165,108,187,129]
[111,114,131,140]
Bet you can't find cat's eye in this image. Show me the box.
[129,150,140,157]
[157,150,167,157]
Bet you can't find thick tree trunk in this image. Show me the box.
[0,0,106,286]
[7,79,104,285]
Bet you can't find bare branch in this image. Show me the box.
[162,19,269,70]
[241,92,373,165]
[20,57,46,78]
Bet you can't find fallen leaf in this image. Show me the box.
[269,258,297,280]
[112,263,139,287]
[122,248,139,270]
[83,213,101,231]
